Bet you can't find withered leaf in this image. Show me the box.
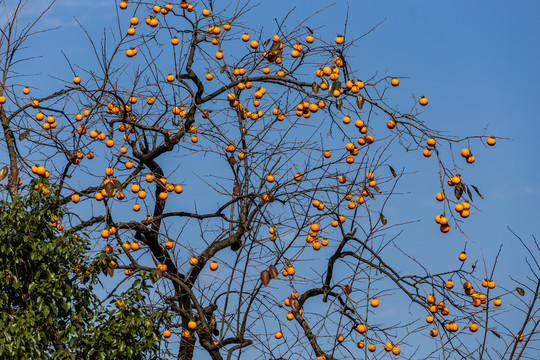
[380,213,387,225]
[154,268,162,281]
[269,42,280,52]
[516,287,525,296]
[112,178,123,192]
[104,182,115,196]
[356,95,365,110]
[321,77,329,87]
[455,183,463,200]
[0,166,7,181]
[471,185,484,199]
[466,186,473,200]
[269,264,278,279]
[365,188,375,200]
[389,165,397,177]
[329,81,341,94]
[106,265,114,278]
[260,270,270,286]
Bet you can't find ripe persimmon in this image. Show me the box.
[356,324,367,333]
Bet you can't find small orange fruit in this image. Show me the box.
[419,96,429,106]
[188,320,197,329]
[356,324,367,333]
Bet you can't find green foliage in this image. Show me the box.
[0,180,167,359]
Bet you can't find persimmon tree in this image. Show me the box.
[0,1,538,359]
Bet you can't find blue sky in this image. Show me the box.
[4,0,540,358]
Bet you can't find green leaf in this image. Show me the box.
[18,130,30,141]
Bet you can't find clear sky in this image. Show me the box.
[5,0,540,358]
